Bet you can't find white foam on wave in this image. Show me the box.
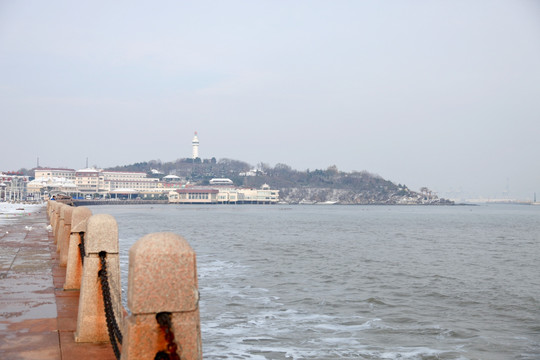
[379,346,448,359]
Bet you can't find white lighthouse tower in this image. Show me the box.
[192,131,200,159]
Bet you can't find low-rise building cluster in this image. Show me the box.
[1,167,279,204]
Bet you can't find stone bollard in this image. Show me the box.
[64,207,93,290]
[47,200,54,220]
[49,201,58,236]
[58,205,73,266]
[53,202,63,241]
[75,214,122,343]
[120,232,202,360]
[55,204,67,249]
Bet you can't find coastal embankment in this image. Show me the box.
[72,199,168,206]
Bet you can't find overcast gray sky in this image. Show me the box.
[1,1,539,200]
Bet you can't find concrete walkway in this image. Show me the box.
[0,207,115,360]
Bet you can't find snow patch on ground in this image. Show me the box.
[0,202,45,215]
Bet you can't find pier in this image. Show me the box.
[72,199,168,206]
[0,202,202,359]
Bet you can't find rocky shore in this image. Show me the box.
[280,187,454,205]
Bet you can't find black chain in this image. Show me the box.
[78,232,86,265]
[155,312,182,360]
[98,251,123,360]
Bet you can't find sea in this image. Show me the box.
[87,204,540,360]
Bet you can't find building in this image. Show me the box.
[30,168,78,200]
[217,189,239,203]
[192,132,199,159]
[102,171,160,193]
[0,172,30,202]
[168,188,219,204]
[236,184,279,204]
[75,168,104,195]
[169,183,279,204]
[35,168,76,180]
[27,177,77,199]
[209,178,234,185]
[162,175,183,188]
[28,167,165,199]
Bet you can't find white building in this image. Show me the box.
[102,171,159,192]
[27,177,77,199]
[235,184,279,204]
[35,168,76,180]
[209,178,234,185]
[0,172,30,201]
[170,183,279,204]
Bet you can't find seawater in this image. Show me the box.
[88,204,540,360]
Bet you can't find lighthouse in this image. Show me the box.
[192,131,199,159]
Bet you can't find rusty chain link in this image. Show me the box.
[78,231,86,265]
[155,312,182,360]
[98,251,123,360]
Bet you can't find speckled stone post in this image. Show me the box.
[52,202,62,240]
[47,200,52,219]
[120,232,202,360]
[58,205,73,266]
[54,202,64,241]
[56,204,67,251]
[47,200,53,224]
[75,214,123,343]
[64,206,93,290]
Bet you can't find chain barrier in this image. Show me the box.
[98,251,123,360]
[78,232,86,265]
[155,312,182,360]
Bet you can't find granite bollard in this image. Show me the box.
[75,214,122,343]
[64,206,93,290]
[58,205,73,266]
[49,201,59,239]
[54,202,64,241]
[120,232,202,360]
[55,203,67,250]
[46,200,52,219]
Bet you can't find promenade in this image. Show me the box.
[0,206,115,360]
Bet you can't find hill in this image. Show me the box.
[106,158,453,205]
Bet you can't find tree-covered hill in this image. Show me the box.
[105,158,452,205]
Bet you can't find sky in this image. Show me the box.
[1,1,539,200]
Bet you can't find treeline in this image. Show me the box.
[106,158,252,185]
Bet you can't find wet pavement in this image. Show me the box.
[0,207,115,359]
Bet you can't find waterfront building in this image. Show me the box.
[27,177,77,199]
[75,168,105,195]
[217,189,239,204]
[102,170,160,193]
[168,188,219,204]
[29,168,161,199]
[235,184,279,204]
[168,183,279,204]
[0,172,30,202]
[102,170,148,182]
[192,132,199,159]
[139,189,169,200]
